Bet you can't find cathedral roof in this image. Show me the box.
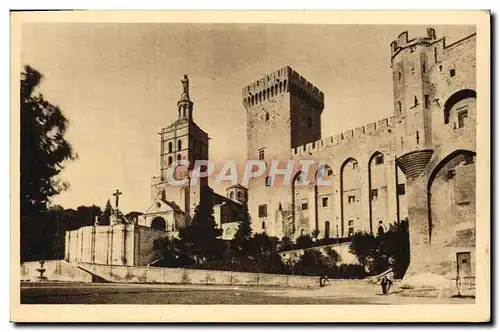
[226,183,248,191]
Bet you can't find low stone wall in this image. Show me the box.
[65,224,169,266]
[77,263,319,288]
[21,260,93,283]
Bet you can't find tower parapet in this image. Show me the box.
[242,66,324,110]
[390,28,437,64]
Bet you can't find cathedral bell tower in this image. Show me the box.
[150,74,210,220]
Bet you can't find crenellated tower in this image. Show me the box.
[242,66,324,237]
[391,28,437,180]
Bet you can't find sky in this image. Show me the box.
[20,23,476,213]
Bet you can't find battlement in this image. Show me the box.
[390,27,437,60]
[242,65,324,110]
[441,32,476,53]
[292,116,396,156]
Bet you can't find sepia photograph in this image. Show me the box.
[10,10,490,322]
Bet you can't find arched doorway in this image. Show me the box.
[426,149,476,243]
[377,221,385,237]
[151,216,167,230]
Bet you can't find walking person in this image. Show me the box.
[380,275,393,295]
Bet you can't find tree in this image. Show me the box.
[348,220,410,278]
[295,234,314,249]
[125,211,144,224]
[279,236,294,251]
[248,233,278,256]
[20,66,76,261]
[152,236,195,268]
[348,231,380,270]
[100,199,112,225]
[20,65,76,218]
[323,246,342,266]
[311,229,320,241]
[232,202,253,257]
[180,186,222,262]
[294,249,329,276]
[380,219,410,278]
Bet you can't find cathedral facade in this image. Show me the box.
[139,75,246,238]
[243,28,476,277]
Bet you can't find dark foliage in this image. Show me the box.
[295,234,314,249]
[292,248,365,279]
[21,205,102,262]
[20,66,77,261]
[152,237,195,267]
[278,236,294,251]
[20,66,76,218]
[125,211,144,223]
[99,199,112,225]
[178,186,223,263]
[232,202,253,257]
[348,219,410,278]
[379,219,410,278]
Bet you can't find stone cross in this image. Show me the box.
[113,189,122,210]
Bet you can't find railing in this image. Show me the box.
[455,276,476,297]
[456,276,475,287]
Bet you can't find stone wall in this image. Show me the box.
[65,224,169,266]
[77,262,318,287]
[21,260,93,282]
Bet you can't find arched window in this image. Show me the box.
[398,101,402,113]
[168,156,173,166]
[263,90,267,100]
[265,112,270,121]
[168,142,173,153]
[177,139,182,151]
[271,86,275,97]
[177,153,181,160]
[279,82,283,93]
[398,71,402,82]
[325,221,330,239]
[237,192,242,200]
[230,192,234,199]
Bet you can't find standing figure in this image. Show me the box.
[181,74,190,100]
[381,275,393,295]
